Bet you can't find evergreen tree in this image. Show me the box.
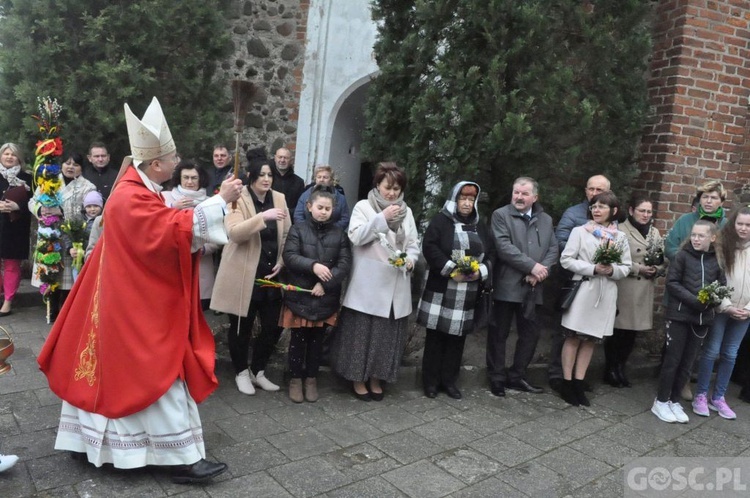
[363,0,653,224]
[0,0,233,162]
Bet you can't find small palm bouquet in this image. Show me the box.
[60,218,88,276]
[449,250,480,278]
[592,237,625,265]
[377,233,409,273]
[697,281,733,306]
[643,233,664,267]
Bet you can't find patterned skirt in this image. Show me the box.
[329,307,409,383]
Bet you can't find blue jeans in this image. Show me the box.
[695,314,750,399]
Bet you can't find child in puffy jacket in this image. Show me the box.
[652,220,725,424]
[281,185,351,403]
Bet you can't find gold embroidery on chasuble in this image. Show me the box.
[74,241,103,387]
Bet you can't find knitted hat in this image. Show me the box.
[83,191,104,208]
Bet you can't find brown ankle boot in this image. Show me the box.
[304,378,318,402]
[289,378,303,403]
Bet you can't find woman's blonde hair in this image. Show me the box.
[0,143,26,169]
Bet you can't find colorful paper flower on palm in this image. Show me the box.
[31,96,64,322]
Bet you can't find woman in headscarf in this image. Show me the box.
[417,182,491,399]
[329,162,420,401]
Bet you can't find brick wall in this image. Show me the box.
[637,0,750,231]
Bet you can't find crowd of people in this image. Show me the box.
[0,98,747,481]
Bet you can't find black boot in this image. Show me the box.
[616,363,632,388]
[573,379,590,407]
[603,368,622,388]
[560,380,579,406]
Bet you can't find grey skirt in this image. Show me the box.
[329,307,409,383]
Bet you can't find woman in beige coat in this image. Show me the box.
[607,195,665,387]
[211,151,291,396]
[559,192,631,406]
[329,162,420,401]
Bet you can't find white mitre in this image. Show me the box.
[123,97,176,166]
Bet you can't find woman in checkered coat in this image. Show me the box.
[417,182,492,399]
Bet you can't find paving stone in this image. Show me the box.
[568,473,623,498]
[567,434,642,467]
[195,393,239,423]
[267,427,340,460]
[214,412,287,443]
[447,476,527,497]
[0,412,20,438]
[208,470,293,497]
[265,403,335,429]
[218,389,286,415]
[316,393,381,419]
[212,437,289,477]
[315,415,386,447]
[382,460,466,498]
[73,468,165,497]
[325,475,407,497]
[0,461,36,498]
[447,407,518,436]
[625,409,696,440]
[432,447,503,484]
[399,396,463,422]
[411,419,482,449]
[598,422,669,453]
[468,432,543,468]
[27,452,121,492]
[369,430,444,465]
[497,461,575,498]
[2,428,58,460]
[357,406,424,434]
[534,446,613,488]
[683,424,750,456]
[268,456,352,497]
[504,419,579,452]
[591,390,652,416]
[324,443,401,481]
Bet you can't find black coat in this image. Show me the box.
[272,165,305,217]
[282,217,351,321]
[665,244,725,326]
[422,211,493,294]
[0,171,32,260]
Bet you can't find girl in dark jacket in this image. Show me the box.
[652,220,725,424]
[282,186,351,403]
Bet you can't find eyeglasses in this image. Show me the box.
[181,175,199,182]
[589,204,610,211]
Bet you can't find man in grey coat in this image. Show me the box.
[487,177,558,396]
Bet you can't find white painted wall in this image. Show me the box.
[295,0,379,208]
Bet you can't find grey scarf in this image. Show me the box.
[367,187,407,233]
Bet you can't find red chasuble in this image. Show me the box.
[38,167,218,418]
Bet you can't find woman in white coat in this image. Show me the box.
[329,162,420,401]
[559,191,631,406]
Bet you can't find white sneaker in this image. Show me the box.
[668,401,689,424]
[235,369,256,395]
[0,454,19,472]
[252,370,280,391]
[652,399,677,423]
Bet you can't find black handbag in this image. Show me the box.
[474,285,493,331]
[555,277,588,312]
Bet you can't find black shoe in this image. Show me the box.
[69,451,87,463]
[506,379,544,394]
[573,379,590,407]
[0,310,11,317]
[548,378,563,393]
[616,364,632,388]
[353,388,371,402]
[171,459,228,484]
[603,368,623,388]
[560,380,579,406]
[443,385,462,400]
[424,385,438,398]
[369,390,384,402]
[489,381,505,397]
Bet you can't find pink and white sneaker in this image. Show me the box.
[692,393,709,417]
[708,396,737,420]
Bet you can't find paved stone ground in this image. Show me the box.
[2,282,750,497]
